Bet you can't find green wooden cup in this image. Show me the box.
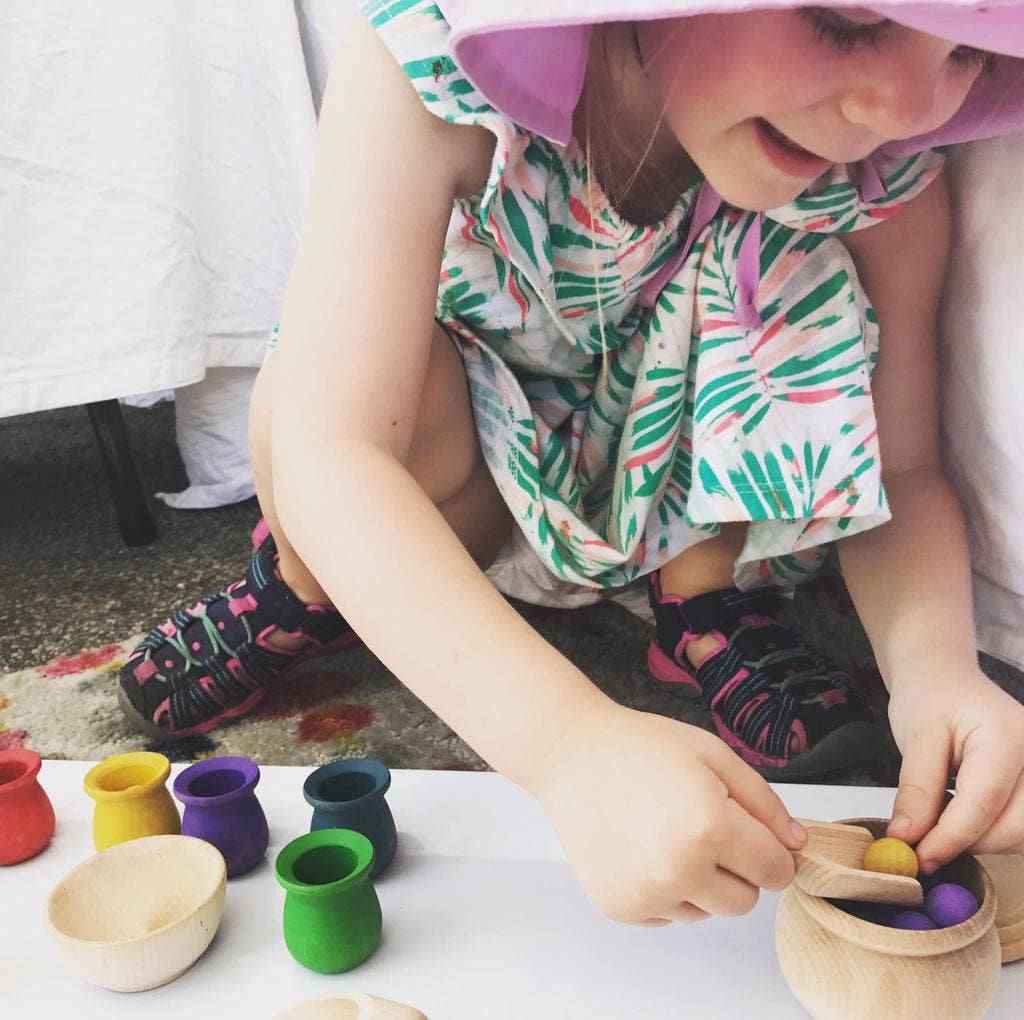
[274,828,382,973]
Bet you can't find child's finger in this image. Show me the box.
[710,743,807,851]
[689,867,761,917]
[642,904,709,926]
[914,746,1019,871]
[719,798,798,892]
[887,733,951,845]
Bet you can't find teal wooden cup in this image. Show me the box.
[274,828,381,973]
[304,758,397,879]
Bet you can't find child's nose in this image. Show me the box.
[838,44,966,142]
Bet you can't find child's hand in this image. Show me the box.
[886,669,1024,871]
[529,702,807,925]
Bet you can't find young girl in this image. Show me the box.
[119,1,1024,925]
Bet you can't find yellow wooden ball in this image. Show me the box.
[863,837,919,879]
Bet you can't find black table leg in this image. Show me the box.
[85,399,158,546]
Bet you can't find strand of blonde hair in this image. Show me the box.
[582,23,689,388]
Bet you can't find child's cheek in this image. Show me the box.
[751,53,844,117]
[728,30,844,115]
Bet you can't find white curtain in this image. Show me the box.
[943,133,1024,670]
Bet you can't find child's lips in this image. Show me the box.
[759,119,827,160]
[755,118,834,178]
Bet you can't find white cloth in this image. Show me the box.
[942,134,1024,671]
[0,0,354,418]
[154,367,258,509]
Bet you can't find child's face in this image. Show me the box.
[638,8,991,210]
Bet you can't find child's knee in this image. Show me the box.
[414,324,472,437]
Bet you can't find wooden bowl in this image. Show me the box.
[977,853,1024,963]
[274,993,428,1019]
[44,834,226,992]
[776,818,1002,1020]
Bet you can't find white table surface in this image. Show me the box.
[5,762,1022,1019]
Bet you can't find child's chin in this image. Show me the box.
[707,172,811,213]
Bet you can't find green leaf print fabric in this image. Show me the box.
[346,1,946,595]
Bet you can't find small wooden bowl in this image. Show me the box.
[776,818,1002,1020]
[274,993,428,1019]
[44,834,226,992]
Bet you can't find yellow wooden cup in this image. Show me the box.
[83,752,180,850]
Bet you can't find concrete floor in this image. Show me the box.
[1,402,260,672]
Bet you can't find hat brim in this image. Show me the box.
[443,1,1024,58]
[438,0,1024,153]
[872,3,1024,58]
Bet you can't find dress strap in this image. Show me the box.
[735,212,765,331]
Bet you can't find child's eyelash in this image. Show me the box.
[949,47,999,74]
[799,8,998,74]
[800,8,889,53]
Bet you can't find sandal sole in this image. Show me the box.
[747,720,889,781]
[117,685,264,742]
[117,632,361,742]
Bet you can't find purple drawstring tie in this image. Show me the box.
[735,212,765,332]
[854,155,888,202]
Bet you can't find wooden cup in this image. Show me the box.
[776,818,1002,1020]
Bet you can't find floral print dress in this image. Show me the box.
[289,0,946,605]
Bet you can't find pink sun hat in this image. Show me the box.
[435,0,1024,156]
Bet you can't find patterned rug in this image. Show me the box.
[0,571,912,786]
[0,634,491,770]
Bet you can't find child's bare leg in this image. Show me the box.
[658,523,748,668]
[249,322,512,651]
[119,324,511,739]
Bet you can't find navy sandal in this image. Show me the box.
[647,572,886,779]
[118,520,358,739]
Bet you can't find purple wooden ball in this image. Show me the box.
[889,910,938,931]
[924,883,980,928]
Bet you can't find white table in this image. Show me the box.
[7,763,1023,1019]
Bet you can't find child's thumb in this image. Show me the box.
[888,737,951,846]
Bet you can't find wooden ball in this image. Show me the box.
[863,837,919,879]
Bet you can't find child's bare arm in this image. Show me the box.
[839,170,1024,866]
[265,17,804,925]
[267,16,611,790]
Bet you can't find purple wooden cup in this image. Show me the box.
[173,756,269,877]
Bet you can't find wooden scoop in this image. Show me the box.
[792,819,924,907]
